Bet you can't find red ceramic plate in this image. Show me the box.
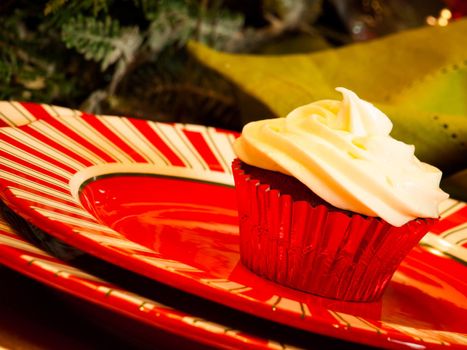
[0,208,304,350]
[0,102,466,349]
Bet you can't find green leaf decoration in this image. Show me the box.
[61,15,142,70]
[188,20,467,182]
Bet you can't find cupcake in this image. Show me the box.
[232,87,449,302]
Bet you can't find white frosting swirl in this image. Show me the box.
[234,87,449,227]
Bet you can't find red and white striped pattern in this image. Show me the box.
[0,101,38,127]
[0,101,466,349]
[0,102,236,263]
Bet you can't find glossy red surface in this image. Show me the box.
[80,176,239,277]
[78,174,467,347]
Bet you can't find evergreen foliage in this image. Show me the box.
[61,15,141,71]
[0,0,326,127]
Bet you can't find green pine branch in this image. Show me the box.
[0,0,327,118]
[61,15,142,71]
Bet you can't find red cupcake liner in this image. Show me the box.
[232,159,436,302]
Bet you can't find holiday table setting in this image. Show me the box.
[0,1,466,349]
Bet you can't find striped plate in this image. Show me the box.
[0,102,466,349]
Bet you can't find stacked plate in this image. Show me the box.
[0,101,466,349]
